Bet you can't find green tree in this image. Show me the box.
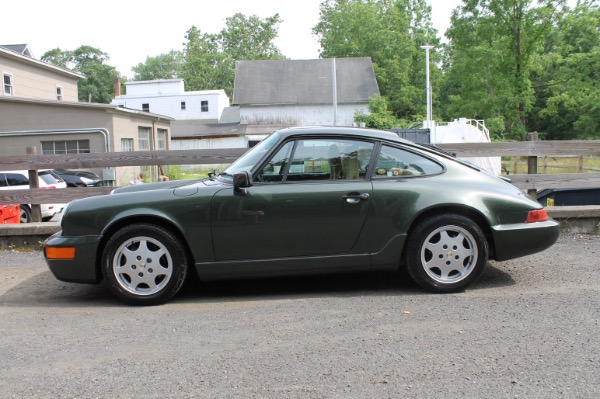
[529,1,599,139]
[180,26,228,92]
[314,0,442,121]
[41,45,120,103]
[354,96,400,129]
[155,13,286,96]
[131,50,183,81]
[441,0,565,140]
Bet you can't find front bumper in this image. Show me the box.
[492,219,560,261]
[44,231,103,284]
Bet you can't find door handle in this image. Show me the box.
[342,193,370,204]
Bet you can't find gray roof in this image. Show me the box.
[171,121,290,138]
[171,121,246,138]
[233,58,380,106]
[1,44,33,57]
[218,106,241,124]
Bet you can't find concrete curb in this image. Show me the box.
[0,206,597,249]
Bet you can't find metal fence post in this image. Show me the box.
[527,133,539,199]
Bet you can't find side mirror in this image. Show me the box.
[233,171,253,195]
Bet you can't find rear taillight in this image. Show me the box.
[526,209,549,223]
[41,186,57,189]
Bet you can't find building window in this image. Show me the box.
[138,127,151,151]
[142,103,150,112]
[56,86,63,100]
[157,129,167,150]
[181,101,186,110]
[201,100,209,112]
[248,140,261,148]
[121,138,133,152]
[41,140,90,155]
[3,73,13,96]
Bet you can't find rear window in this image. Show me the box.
[39,170,63,185]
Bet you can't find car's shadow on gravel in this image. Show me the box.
[0,263,515,308]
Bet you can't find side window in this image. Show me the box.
[256,142,294,183]
[6,173,29,186]
[3,73,13,96]
[286,139,374,182]
[0,174,6,187]
[373,145,443,178]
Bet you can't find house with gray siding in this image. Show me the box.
[233,57,379,127]
[171,57,380,152]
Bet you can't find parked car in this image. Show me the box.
[44,127,560,305]
[0,170,67,222]
[54,169,101,187]
[0,204,20,224]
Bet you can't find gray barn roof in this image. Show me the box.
[233,58,380,106]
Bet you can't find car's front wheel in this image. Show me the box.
[101,224,188,305]
[405,214,488,293]
[20,205,32,223]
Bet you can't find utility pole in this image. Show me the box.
[420,45,434,128]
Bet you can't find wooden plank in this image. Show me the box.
[0,187,115,205]
[436,140,600,157]
[509,173,600,190]
[0,148,249,171]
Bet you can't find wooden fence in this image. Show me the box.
[1,140,599,207]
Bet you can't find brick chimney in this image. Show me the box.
[114,78,121,96]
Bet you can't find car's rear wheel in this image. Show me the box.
[405,214,488,293]
[20,205,32,223]
[101,224,188,305]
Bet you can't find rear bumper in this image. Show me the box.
[492,219,560,261]
[44,231,103,284]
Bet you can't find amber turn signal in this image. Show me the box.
[45,247,76,259]
[526,209,549,223]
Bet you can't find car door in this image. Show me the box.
[211,138,375,261]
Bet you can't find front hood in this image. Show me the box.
[111,178,221,194]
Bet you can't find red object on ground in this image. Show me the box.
[0,204,20,224]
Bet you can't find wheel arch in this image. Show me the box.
[95,215,195,281]
[404,205,496,260]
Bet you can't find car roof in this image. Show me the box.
[275,126,412,144]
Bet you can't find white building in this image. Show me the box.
[112,79,229,121]
[233,58,379,127]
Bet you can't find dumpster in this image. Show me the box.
[537,188,600,207]
[0,204,20,224]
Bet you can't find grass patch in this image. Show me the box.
[502,155,600,175]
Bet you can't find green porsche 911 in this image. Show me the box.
[44,127,559,305]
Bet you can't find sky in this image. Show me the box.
[3,0,463,77]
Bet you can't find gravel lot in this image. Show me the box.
[0,233,599,399]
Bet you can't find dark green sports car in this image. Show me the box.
[44,127,560,305]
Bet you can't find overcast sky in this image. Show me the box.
[4,0,463,77]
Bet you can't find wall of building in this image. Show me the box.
[239,103,367,127]
[0,56,78,101]
[0,101,171,185]
[113,82,229,122]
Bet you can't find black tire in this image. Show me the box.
[20,205,32,224]
[405,214,488,293]
[101,223,189,305]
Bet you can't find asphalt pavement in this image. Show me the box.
[0,233,598,398]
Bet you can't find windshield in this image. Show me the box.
[219,133,281,181]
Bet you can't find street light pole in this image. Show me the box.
[420,45,434,128]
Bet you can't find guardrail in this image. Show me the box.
[1,140,599,207]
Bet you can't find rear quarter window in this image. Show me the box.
[5,173,29,186]
[373,145,443,178]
